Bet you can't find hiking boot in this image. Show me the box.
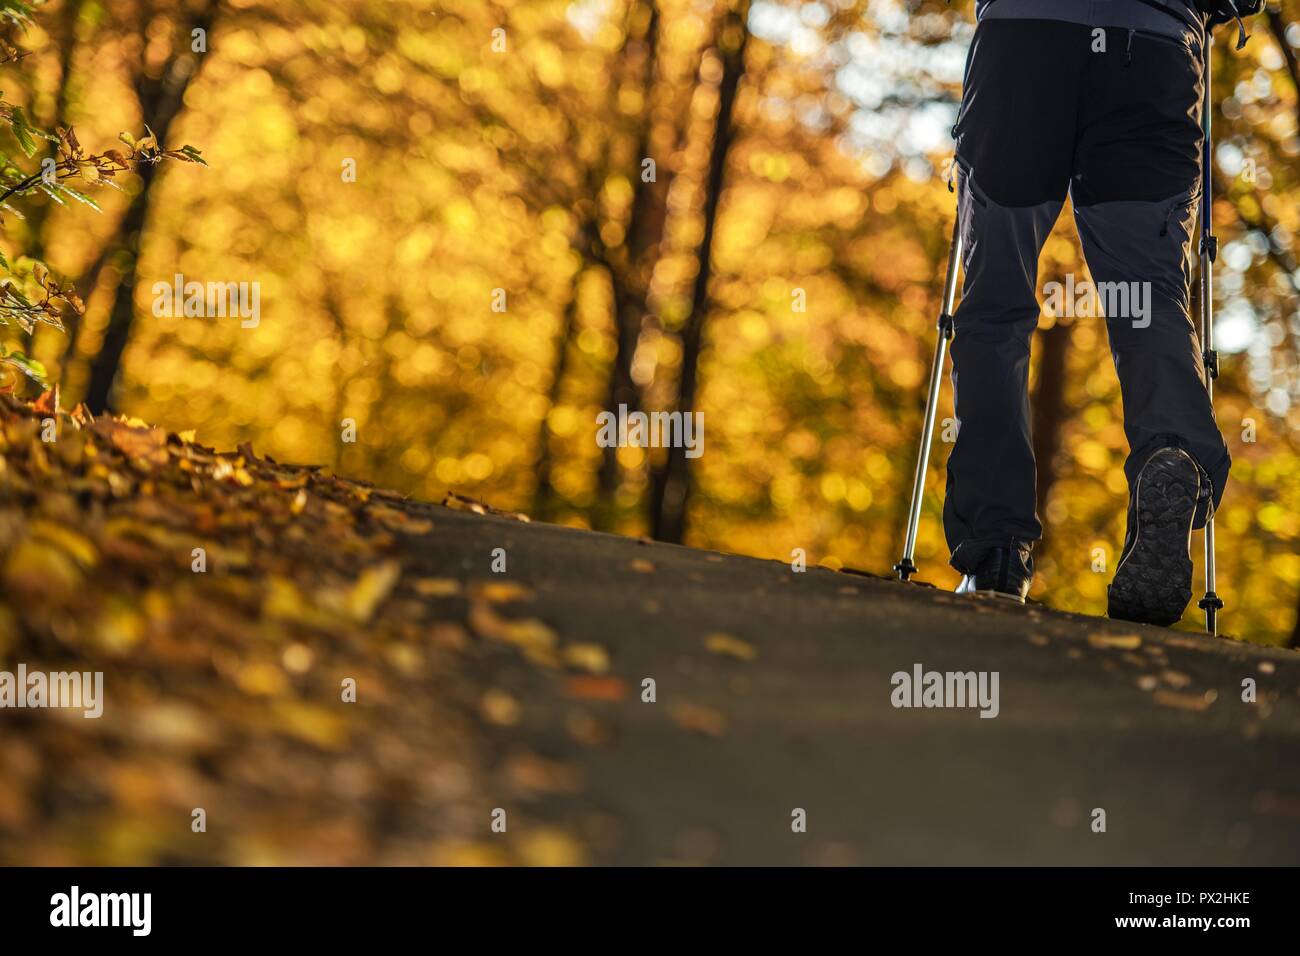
[1108,447,1200,627]
[955,546,1033,603]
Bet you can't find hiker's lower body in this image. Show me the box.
[943,15,1231,594]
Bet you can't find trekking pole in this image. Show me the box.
[1197,36,1225,636]
[895,216,963,581]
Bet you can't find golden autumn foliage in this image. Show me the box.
[0,0,1297,643]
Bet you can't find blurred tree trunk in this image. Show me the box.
[80,163,160,414]
[532,267,584,521]
[1031,319,1071,544]
[322,281,350,471]
[649,0,750,543]
[591,0,667,530]
[79,0,220,414]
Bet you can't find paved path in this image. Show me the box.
[410,505,1300,865]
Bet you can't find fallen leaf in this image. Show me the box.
[1153,689,1218,712]
[469,581,533,603]
[504,753,582,794]
[28,518,98,567]
[442,491,530,522]
[93,418,169,466]
[368,503,433,534]
[263,576,311,623]
[270,700,351,750]
[95,601,145,654]
[345,560,402,622]
[469,602,559,666]
[1087,633,1142,650]
[33,385,58,416]
[130,702,220,748]
[518,829,585,867]
[430,622,469,650]
[429,842,512,867]
[566,711,615,746]
[669,701,728,736]
[562,642,610,674]
[480,689,521,726]
[412,577,460,597]
[385,643,424,676]
[237,660,289,697]
[3,537,82,599]
[705,632,757,661]
[563,676,627,701]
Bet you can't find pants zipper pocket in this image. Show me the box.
[1159,191,1199,238]
[1127,28,1199,58]
[954,158,986,208]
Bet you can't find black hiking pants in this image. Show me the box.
[944,16,1232,573]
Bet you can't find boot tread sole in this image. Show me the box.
[1107,449,1198,627]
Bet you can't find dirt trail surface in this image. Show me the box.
[1,395,1297,865]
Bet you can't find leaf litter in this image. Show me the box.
[0,393,606,864]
